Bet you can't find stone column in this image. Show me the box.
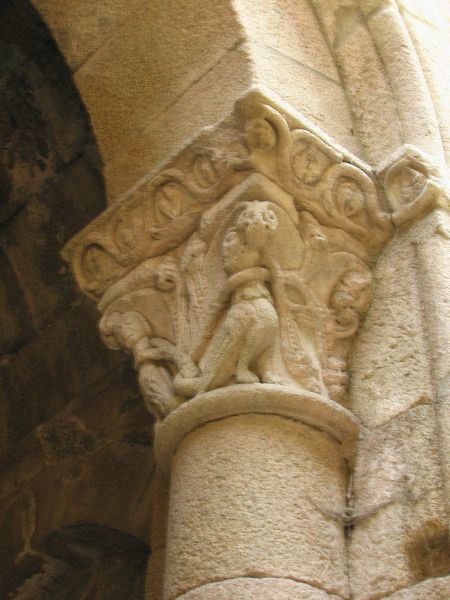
[348,146,450,599]
[156,388,357,600]
[63,91,398,599]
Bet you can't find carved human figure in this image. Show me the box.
[173,201,283,396]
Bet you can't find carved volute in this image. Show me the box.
[63,91,449,454]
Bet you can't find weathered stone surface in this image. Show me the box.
[333,16,402,164]
[350,233,433,428]
[165,414,349,600]
[349,405,449,599]
[365,5,443,162]
[398,2,450,165]
[103,44,253,200]
[2,157,105,328]
[0,362,154,566]
[249,43,360,156]
[74,0,244,164]
[0,300,122,447]
[236,0,340,81]
[177,577,343,599]
[0,248,33,355]
[0,13,94,220]
[32,0,146,71]
[382,574,450,599]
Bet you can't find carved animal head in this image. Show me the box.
[235,201,278,249]
[100,310,152,352]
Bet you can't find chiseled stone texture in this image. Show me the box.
[349,404,449,599]
[32,0,145,71]
[397,0,450,166]
[176,576,343,599]
[164,414,349,600]
[73,0,244,165]
[382,574,450,599]
[350,233,433,428]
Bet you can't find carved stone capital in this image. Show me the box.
[63,90,395,459]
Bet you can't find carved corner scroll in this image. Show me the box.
[377,144,450,229]
[64,90,396,422]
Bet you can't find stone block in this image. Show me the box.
[103,44,253,200]
[333,16,402,164]
[74,0,244,165]
[383,574,450,599]
[350,234,433,427]
[236,0,339,81]
[250,42,360,157]
[177,577,343,599]
[349,405,449,599]
[31,0,145,71]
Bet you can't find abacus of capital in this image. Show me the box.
[63,90,449,600]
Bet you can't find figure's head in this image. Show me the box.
[100,310,152,351]
[245,117,277,152]
[330,270,371,326]
[236,201,278,249]
[335,178,364,216]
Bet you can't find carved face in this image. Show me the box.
[331,271,371,325]
[236,201,278,249]
[245,118,277,151]
[292,145,329,185]
[335,178,364,216]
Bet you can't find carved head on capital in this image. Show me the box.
[334,178,365,217]
[235,201,278,248]
[245,117,277,152]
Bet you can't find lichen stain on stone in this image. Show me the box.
[36,417,97,461]
[407,520,450,580]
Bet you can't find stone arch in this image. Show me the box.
[27,1,449,205]
[27,0,359,203]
